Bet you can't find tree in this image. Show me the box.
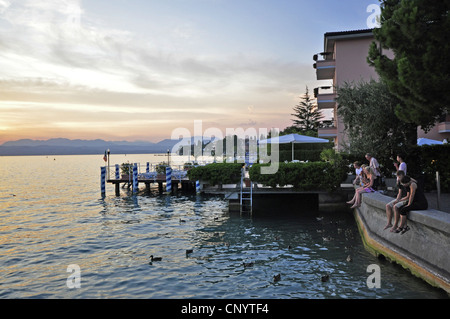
[336,80,417,172]
[367,0,450,131]
[280,125,317,137]
[291,86,323,134]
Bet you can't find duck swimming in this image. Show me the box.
[150,255,162,262]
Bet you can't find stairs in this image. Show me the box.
[240,169,253,214]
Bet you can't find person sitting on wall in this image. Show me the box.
[352,161,363,186]
[346,166,376,209]
[393,175,428,235]
[365,153,381,190]
[384,170,409,231]
[358,164,369,187]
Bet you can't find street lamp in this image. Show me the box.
[167,149,170,167]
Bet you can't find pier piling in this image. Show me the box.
[132,163,138,193]
[115,164,120,180]
[100,166,106,195]
[166,166,172,193]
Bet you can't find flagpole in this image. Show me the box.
[107,149,110,181]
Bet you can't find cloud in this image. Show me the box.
[0,0,315,142]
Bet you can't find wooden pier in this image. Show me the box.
[100,162,353,214]
[107,176,195,196]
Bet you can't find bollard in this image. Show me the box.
[166,166,172,193]
[101,166,106,195]
[196,180,201,193]
[132,163,138,193]
[436,171,441,210]
[115,164,120,180]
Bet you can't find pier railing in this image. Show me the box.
[105,162,205,182]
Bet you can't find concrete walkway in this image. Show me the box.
[425,192,450,213]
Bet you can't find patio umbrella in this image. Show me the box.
[417,138,444,146]
[259,133,330,161]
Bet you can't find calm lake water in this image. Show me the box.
[0,154,447,299]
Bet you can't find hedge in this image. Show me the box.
[407,144,450,192]
[249,162,348,192]
[187,163,243,185]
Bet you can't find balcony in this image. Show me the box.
[313,59,335,80]
[438,122,450,133]
[317,92,336,109]
[318,126,337,138]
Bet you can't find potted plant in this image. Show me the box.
[121,163,133,180]
[156,162,168,178]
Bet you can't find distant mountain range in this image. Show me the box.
[0,137,212,156]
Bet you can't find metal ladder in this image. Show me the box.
[240,168,253,214]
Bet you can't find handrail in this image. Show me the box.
[240,168,244,210]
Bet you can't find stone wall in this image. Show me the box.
[355,192,450,294]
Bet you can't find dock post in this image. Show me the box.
[132,163,138,193]
[115,183,120,196]
[101,166,106,196]
[115,164,120,180]
[166,166,172,194]
[196,180,201,194]
[436,171,441,210]
[146,162,150,173]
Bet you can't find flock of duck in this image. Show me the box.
[148,251,288,283]
[147,215,354,284]
[148,246,351,283]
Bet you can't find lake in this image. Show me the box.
[0,154,447,299]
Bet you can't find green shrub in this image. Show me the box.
[406,144,450,192]
[187,163,243,185]
[249,161,348,192]
[156,162,169,174]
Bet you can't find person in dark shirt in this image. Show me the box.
[394,175,428,234]
[384,170,409,231]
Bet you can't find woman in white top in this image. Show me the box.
[365,153,381,190]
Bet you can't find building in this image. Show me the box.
[313,29,450,150]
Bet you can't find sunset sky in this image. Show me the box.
[0,0,378,144]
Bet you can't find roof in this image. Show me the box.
[323,29,375,58]
[324,29,374,38]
